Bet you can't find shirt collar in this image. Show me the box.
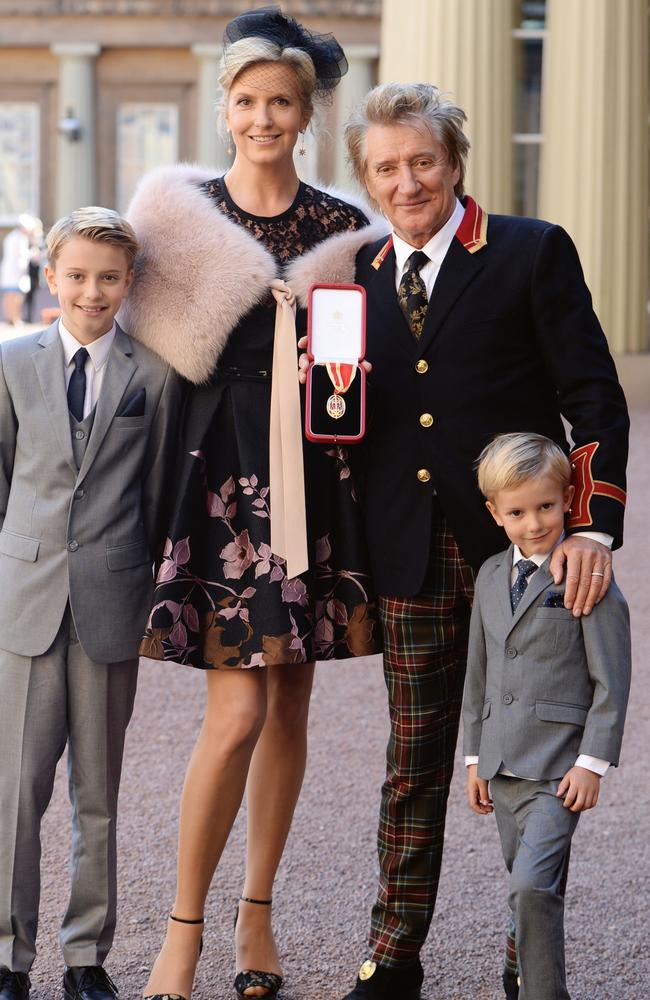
[392,198,465,273]
[59,320,116,372]
[512,532,565,569]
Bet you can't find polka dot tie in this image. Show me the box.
[510,559,538,612]
[397,250,429,339]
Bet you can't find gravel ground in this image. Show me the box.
[18,369,650,1000]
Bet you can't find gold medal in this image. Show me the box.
[324,361,356,421]
[326,393,346,419]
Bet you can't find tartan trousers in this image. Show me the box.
[369,500,475,967]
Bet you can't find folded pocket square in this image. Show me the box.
[117,387,146,417]
[543,591,566,608]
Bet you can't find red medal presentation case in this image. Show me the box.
[305,283,367,443]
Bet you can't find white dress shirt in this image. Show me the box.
[392,198,466,298]
[465,541,610,778]
[59,321,115,419]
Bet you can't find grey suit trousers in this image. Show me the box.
[0,609,138,973]
[491,775,580,1000]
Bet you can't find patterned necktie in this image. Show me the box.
[510,559,538,612]
[67,347,89,421]
[397,250,429,339]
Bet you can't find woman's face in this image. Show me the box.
[225,61,309,167]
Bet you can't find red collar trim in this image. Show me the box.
[371,235,394,270]
[455,196,488,254]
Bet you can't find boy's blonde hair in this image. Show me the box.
[46,207,138,268]
[477,432,571,499]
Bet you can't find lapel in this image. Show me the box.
[76,325,137,485]
[418,196,489,354]
[507,555,554,636]
[492,547,516,631]
[367,240,418,358]
[32,322,77,475]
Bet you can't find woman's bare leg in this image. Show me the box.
[235,663,315,998]
[144,668,267,999]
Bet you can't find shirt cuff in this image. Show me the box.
[465,756,479,767]
[575,754,610,775]
[572,531,613,548]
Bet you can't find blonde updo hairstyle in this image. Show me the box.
[219,36,317,125]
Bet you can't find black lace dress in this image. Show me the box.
[141,178,381,669]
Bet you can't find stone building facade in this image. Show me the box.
[1,0,647,349]
[0,1,380,229]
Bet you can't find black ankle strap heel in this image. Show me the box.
[170,914,205,958]
[141,915,205,1000]
[233,898,282,999]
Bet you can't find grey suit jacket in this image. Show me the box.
[462,545,631,780]
[0,322,183,662]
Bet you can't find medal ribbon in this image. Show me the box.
[324,361,357,394]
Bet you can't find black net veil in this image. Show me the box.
[222,4,348,101]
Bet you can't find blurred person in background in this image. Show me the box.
[1,216,32,326]
[24,217,45,324]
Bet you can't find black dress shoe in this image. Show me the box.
[0,969,30,1000]
[341,959,423,1000]
[63,967,119,1000]
[503,969,520,999]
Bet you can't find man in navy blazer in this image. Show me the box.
[298,81,629,1000]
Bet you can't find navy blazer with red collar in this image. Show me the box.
[354,199,629,594]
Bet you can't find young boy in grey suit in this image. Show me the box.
[462,432,631,1000]
[0,208,181,1000]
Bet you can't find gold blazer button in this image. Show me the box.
[419,413,434,428]
[417,468,431,483]
[415,359,429,374]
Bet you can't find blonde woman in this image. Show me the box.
[122,7,384,999]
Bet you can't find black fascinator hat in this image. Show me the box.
[223,4,348,99]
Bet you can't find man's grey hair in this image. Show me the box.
[345,82,470,198]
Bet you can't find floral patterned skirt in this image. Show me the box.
[141,376,381,668]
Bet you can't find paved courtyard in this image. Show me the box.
[2,322,648,999]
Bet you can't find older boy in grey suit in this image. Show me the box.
[0,208,181,1000]
[462,433,631,1000]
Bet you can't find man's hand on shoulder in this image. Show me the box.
[549,535,612,617]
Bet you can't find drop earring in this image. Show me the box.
[226,129,233,156]
[298,131,306,157]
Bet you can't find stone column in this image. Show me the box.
[380,0,515,213]
[333,44,379,188]
[192,44,230,170]
[539,0,649,352]
[51,43,100,217]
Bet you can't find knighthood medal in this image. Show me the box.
[325,361,357,420]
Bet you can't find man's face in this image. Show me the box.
[364,122,460,249]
